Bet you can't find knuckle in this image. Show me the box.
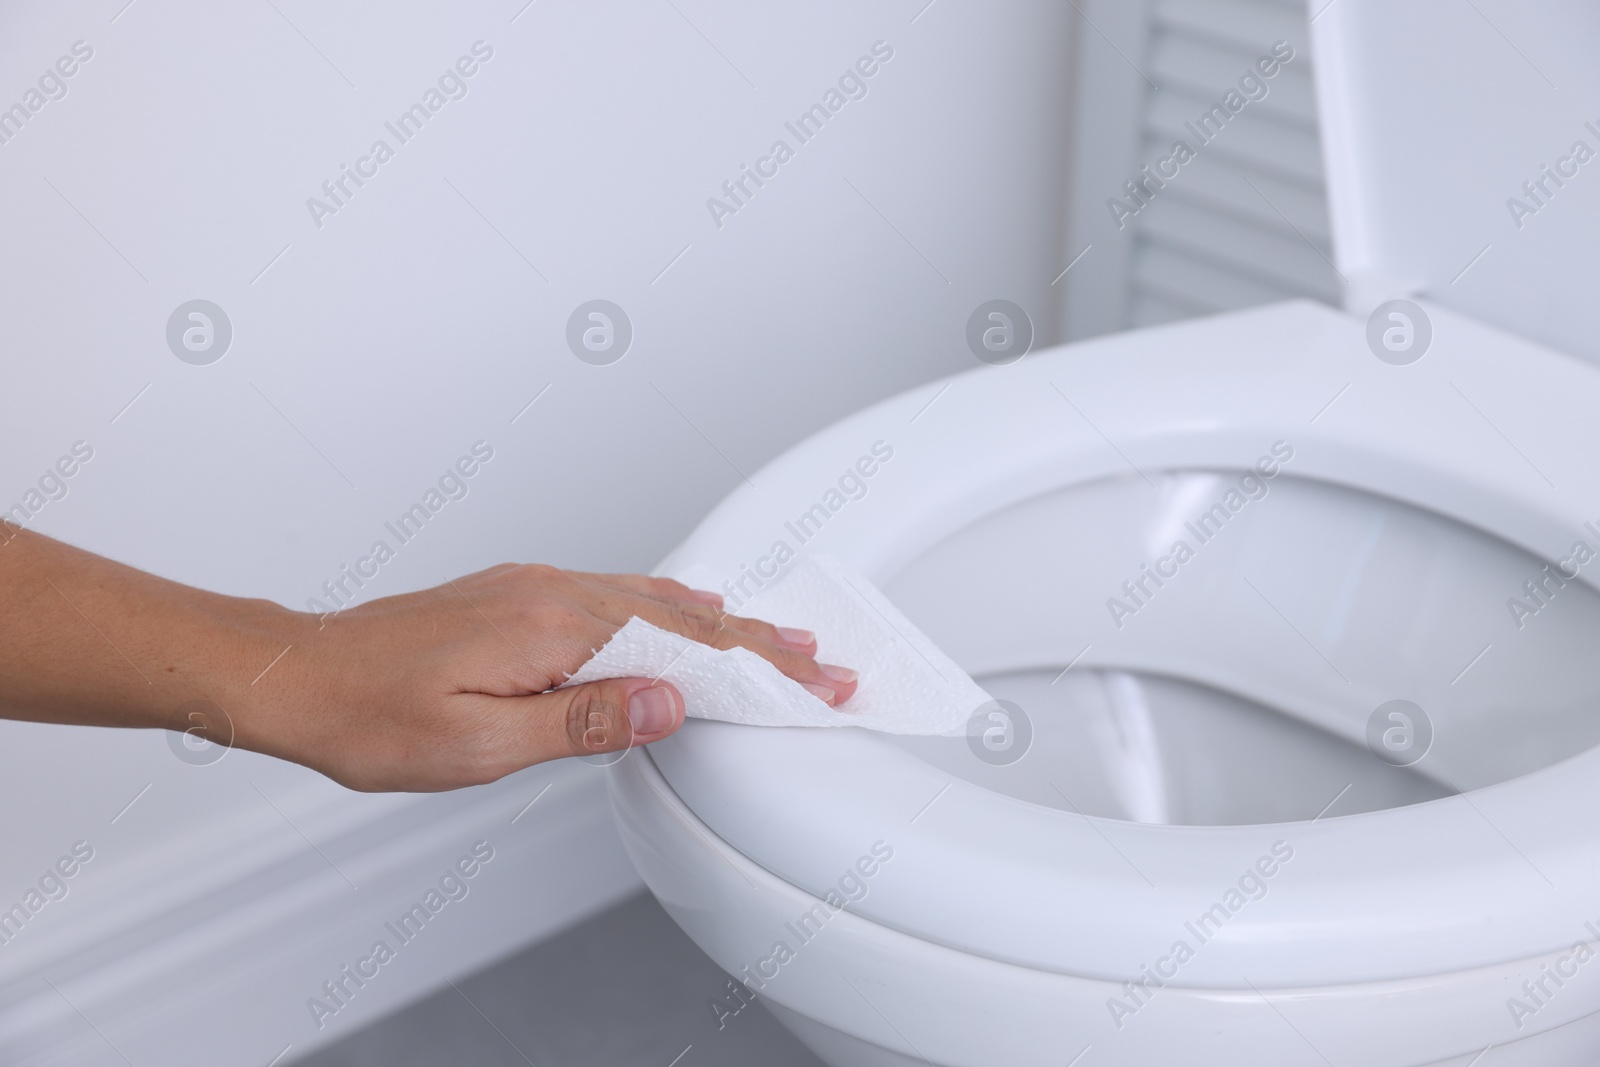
[655,577,694,599]
[772,647,817,678]
[566,687,627,753]
[671,602,723,643]
[528,597,581,629]
[737,617,783,644]
[514,562,560,586]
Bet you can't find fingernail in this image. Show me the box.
[802,683,836,705]
[628,685,679,736]
[777,626,816,648]
[688,588,724,607]
[819,663,858,685]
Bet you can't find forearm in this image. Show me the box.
[0,525,299,740]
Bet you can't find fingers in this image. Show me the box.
[449,564,858,708]
[582,592,859,706]
[496,678,685,768]
[573,571,724,608]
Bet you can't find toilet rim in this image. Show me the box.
[637,299,1600,986]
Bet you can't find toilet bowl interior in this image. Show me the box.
[882,469,1600,826]
[895,666,1455,824]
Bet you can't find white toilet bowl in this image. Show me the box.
[609,298,1600,1065]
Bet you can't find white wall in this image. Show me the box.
[0,1,1074,1063]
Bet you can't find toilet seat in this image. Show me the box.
[640,298,1600,989]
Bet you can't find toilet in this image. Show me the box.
[608,3,1600,1064]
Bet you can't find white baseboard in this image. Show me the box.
[0,759,642,1067]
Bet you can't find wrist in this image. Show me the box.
[168,593,316,758]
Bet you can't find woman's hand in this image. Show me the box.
[242,563,859,791]
[0,529,857,793]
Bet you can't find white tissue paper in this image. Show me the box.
[561,555,991,735]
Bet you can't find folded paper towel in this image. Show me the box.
[561,555,991,735]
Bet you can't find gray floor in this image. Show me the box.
[292,892,826,1067]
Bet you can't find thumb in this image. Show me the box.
[522,678,685,762]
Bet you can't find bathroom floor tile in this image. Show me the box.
[290,892,825,1067]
